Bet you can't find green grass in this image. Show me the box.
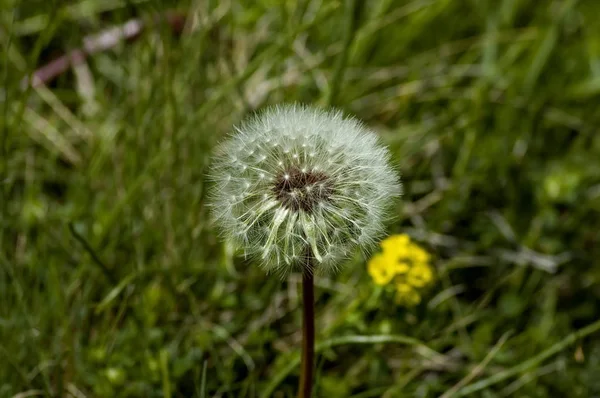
[2,0,600,396]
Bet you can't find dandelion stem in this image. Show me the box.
[298,269,315,398]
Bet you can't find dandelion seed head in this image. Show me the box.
[209,104,401,275]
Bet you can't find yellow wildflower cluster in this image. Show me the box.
[368,234,434,306]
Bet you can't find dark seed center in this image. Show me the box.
[273,167,333,212]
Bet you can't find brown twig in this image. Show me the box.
[20,12,187,89]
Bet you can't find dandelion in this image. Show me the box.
[367,234,434,306]
[209,104,401,398]
[209,104,401,275]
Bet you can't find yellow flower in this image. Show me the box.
[409,245,431,263]
[367,234,435,306]
[367,253,395,285]
[394,260,410,274]
[406,263,433,288]
[380,234,410,252]
[395,283,421,306]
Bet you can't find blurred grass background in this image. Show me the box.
[1,0,600,396]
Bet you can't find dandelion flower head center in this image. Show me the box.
[273,166,333,212]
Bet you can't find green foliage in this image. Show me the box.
[1,0,600,396]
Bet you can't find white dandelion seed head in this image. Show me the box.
[209,104,402,275]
